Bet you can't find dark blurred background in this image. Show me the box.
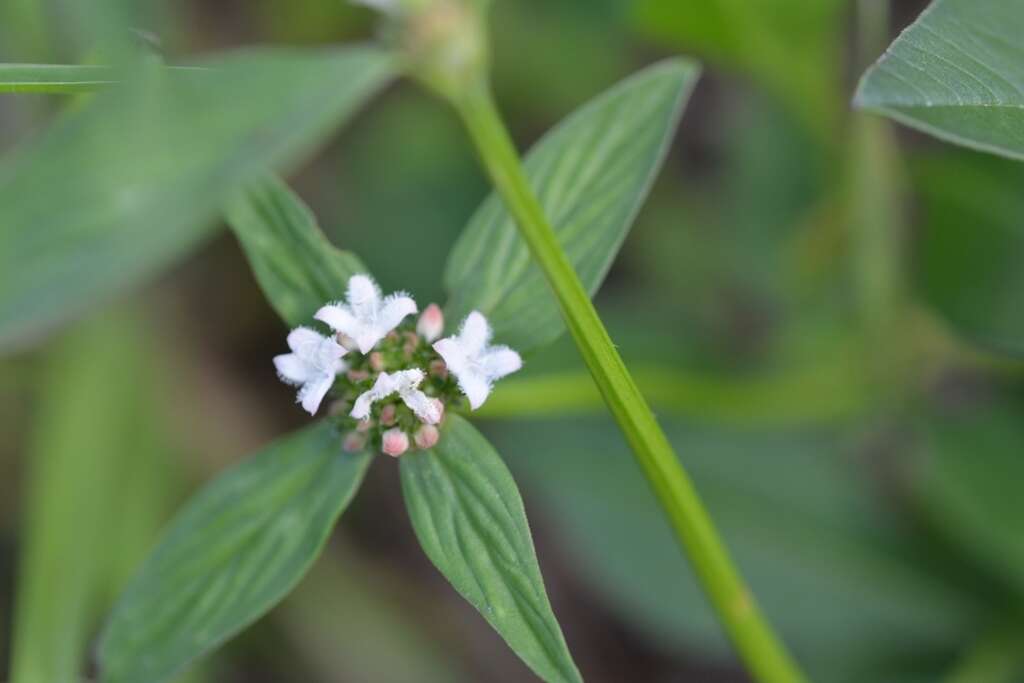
[7,0,1024,681]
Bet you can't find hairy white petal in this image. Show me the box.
[433,338,469,376]
[481,346,522,381]
[457,310,491,356]
[298,374,335,415]
[314,305,358,338]
[379,293,418,333]
[287,326,324,354]
[401,388,441,424]
[274,353,312,386]
[458,372,491,410]
[347,274,382,319]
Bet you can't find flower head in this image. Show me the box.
[350,368,442,425]
[316,274,418,354]
[274,327,348,415]
[433,311,521,410]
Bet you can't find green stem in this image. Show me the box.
[453,78,807,683]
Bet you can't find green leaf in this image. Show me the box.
[98,423,372,683]
[912,150,1024,355]
[855,0,1024,161]
[399,416,582,683]
[444,58,698,352]
[491,418,986,682]
[225,174,367,328]
[0,64,202,93]
[10,313,169,683]
[631,0,844,142]
[917,399,1024,599]
[0,47,393,354]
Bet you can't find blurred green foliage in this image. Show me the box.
[4,0,1024,681]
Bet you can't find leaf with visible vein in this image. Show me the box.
[0,47,393,353]
[98,423,372,683]
[855,0,1024,160]
[226,174,367,328]
[444,58,698,352]
[400,416,582,683]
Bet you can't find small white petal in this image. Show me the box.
[458,311,491,356]
[298,374,335,415]
[274,353,312,386]
[315,305,358,338]
[379,293,418,333]
[347,274,382,319]
[401,388,442,424]
[459,372,491,411]
[287,326,325,354]
[433,338,469,376]
[481,346,522,380]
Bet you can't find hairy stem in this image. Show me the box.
[452,78,807,683]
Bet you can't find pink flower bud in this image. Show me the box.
[343,431,367,453]
[381,428,409,457]
[369,352,385,372]
[379,403,397,426]
[347,369,370,383]
[417,303,444,342]
[414,424,440,450]
[429,359,448,380]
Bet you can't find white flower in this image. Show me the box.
[316,274,417,354]
[274,327,348,415]
[433,311,521,410]
[350,369,442,424]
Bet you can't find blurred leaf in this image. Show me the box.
[279,552,470,683]
[226,174,367,328]
[399,416,582,683]
[913,151,1024,355]
[444,58,698,351]
[632,0,843,141]
[0,64,202,93]
[492,419,986,681]
[9,312,170,683]
[98,423,372,683]
[0,46,393,354]
[917,400,1024,600]
[855,0,1024,161]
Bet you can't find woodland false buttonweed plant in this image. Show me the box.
[274,273,521,456]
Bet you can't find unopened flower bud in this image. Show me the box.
[429,358,448,380]
[381,428,409,457]
[347,369,370,383]
[417,303,445,342]
[343,431,367,453]
[386,330,401,343]
[356,418,374,433]
[414,424,440,450]
[379,403,397,426]
[369,352,385,372]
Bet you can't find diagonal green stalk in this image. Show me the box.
[451,77,807,683]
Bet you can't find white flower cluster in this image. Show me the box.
[273,274,522,455]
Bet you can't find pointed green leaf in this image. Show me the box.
[0,47,393,354]
[225,174,367,328]
[399,416,582,683]
[444,59,698,351]
[854,0,1024,160]
[98,423,372,683]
